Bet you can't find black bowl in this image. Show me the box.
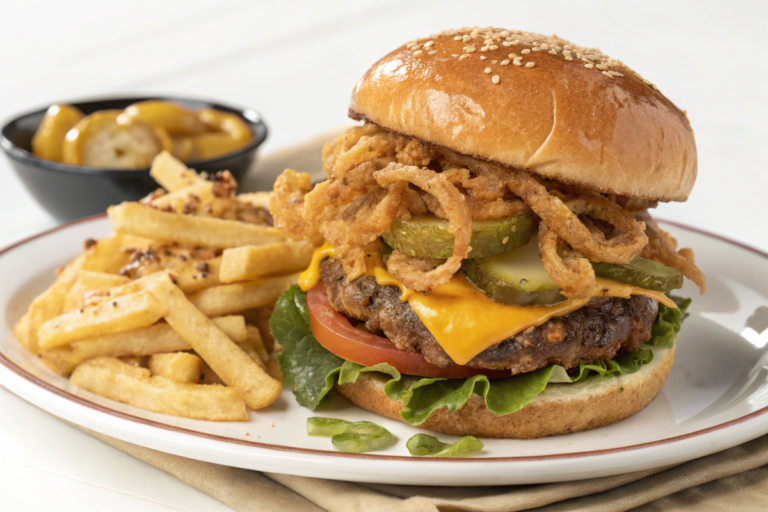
[1,96,268,222]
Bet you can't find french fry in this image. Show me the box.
[20,255,86,352]
[168,256,223,294]
[220,241,313,283]
[236,191,271,209]
[267,358,283,382]
[38,289,168,350]
[147,274,282,410]
[149,353,203,384]
[120,356,149,367]
[235,342,268,371]
[149,150,205,191]
[108,202,287,249]
[188,273,299,317]
[151,181,214,213]
[85,272,170,306]
[70,357,247,421]
[201,361,225,385]
[245,325,269,364]
[241,306,276,352]
[63,271,130,313]
[39,316,245,376]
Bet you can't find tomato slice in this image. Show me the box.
[306,285,511,379]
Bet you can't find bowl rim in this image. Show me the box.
[0,94,268,176]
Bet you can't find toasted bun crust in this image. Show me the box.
[336,346,675,439]
[349,27,697,202]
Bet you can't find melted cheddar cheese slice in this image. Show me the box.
[299,243,675,365]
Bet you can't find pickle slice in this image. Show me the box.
[382,214,534,259]
[591,258,683,292]
[462,236,566,306]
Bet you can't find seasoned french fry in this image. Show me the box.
[188,273,299,317]
[168,256,223,293]
[63,271,130,313]
[39,315,245,376]
[150,150,205,191]
[236,342,268,371]
[70,357,247,421]
[108,202,287,249]
[147,274,281,410]
[20,255,86,352]
[85,272,169,306]
[220,241,313,283]
[38,289,168,350]
[151,181,215,213]
[149,352,203,384]
[236,191,271,209]
[246,325,269,364]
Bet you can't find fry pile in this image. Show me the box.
[14,151,314,421]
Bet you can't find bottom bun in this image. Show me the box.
[336,346,675,439]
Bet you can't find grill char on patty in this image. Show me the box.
[320,259,658,373]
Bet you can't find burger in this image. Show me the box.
[269,27,705,439]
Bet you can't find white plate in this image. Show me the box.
[2,216,768,486]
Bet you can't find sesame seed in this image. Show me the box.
[502,236,509,244]
[540,43,549,49]
[508,53,517,59]
[480,55,487,60]
[596,64,609,70]
[411,44,422,50]
[513,60,522,66]
[514,56,523,61]
[501,59,510,65]
[584,63,594,69]
[521,49,531,54]
[526,62,535,68]
[565,56,573,61]
[481,46,489,52]
[501,31,510,36]
[548,49,557,55]
[462,35,472,42]
[602,70,613,78]
[484,39,493,45]
[459,54,469,61]
[611,70,624,77]
[428,50,437,55]
[502,41,513,46]
[490,45,498,50]
[424,40,434,47]
[464,46,476,53]
[484,67,492,74]
[492,75,500,84]
[452,53,458,57]
[532,47,543,52]
[454,36,462,41]
[413,50,423,56]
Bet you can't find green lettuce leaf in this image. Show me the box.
[648,295,691,348]
[272,286,689,425]
[271,285,344,409]
[406,433,484,457]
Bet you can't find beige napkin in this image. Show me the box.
[64,131,768,510]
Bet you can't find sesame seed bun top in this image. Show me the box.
[349,27,698,202]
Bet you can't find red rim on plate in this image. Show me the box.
[1,216,767,462]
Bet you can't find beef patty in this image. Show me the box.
[320,259,658,374]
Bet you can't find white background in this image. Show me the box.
[0,1,766,509]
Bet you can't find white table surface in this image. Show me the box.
[1,1,766,509]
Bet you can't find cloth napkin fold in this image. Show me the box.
[59,131,768,510]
